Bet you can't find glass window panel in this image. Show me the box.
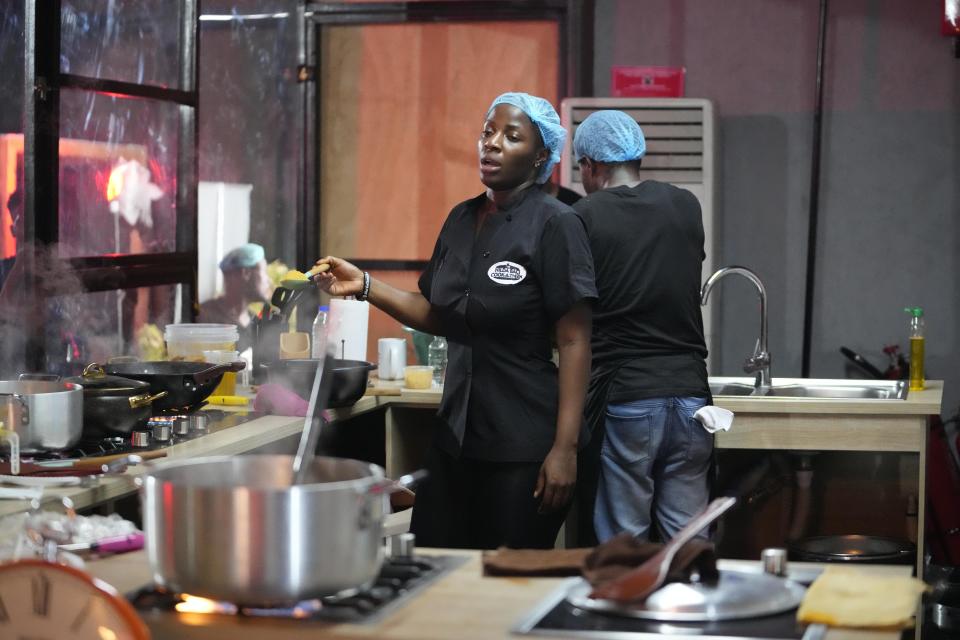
[60,0,183,89]
[0,3,24,275]
[58,88,179,258]
[43,284,180,376]
[198,0,300,278]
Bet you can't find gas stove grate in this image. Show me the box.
[129,554,468,625]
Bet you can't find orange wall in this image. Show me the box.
[319,21,559,361]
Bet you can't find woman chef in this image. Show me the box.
[314,92,596,549]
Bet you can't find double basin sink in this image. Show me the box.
[709,377,908,400]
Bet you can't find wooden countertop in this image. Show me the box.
[83,548,908,640]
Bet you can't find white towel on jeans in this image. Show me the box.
[694,406,734,433]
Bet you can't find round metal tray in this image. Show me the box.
[566,570,806,622]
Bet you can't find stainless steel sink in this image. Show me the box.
[708,379,908,400]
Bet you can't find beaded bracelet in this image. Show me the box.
[357,271,371,301]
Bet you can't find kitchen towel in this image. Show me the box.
[694,405,734,433]
[481,533,718,587]
[797,566,928,628]
[327,299,369,361]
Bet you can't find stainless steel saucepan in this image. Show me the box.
[139,454,418,605]
[0,380,83,451]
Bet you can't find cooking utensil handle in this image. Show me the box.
[367,469,429,496]
[100,454,144,474]
[665,496,737,555]
[192,361,246,386]
[291,356,327,484]
[128,390,169,409]
[18,373,60,382]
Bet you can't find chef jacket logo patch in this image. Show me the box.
[487,261,526,285]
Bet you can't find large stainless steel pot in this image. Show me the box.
[0,380,83,451]
[140,454,388,604]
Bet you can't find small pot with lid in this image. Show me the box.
[64,364,168,439]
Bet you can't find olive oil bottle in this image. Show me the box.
[904,306,925,391]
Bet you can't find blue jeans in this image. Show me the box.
[594,396,713,542]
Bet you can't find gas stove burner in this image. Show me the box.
[152,401,209,417]
[129,554,468,624]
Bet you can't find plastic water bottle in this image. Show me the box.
[311,305,329,359]
[427,335,447,387]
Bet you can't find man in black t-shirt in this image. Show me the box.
[572,110,712,543]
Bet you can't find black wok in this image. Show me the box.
[262,359,375,408]
[102,361,246,412]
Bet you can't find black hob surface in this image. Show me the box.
[129,554,467,625]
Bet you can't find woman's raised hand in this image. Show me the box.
[312,256,364,298]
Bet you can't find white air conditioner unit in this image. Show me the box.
[559,97,718,360]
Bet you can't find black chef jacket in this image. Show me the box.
[418,188,597,462]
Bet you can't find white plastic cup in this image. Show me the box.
[377,338,407,380]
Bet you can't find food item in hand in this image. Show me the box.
[285,269,308,281]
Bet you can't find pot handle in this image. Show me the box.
[0,392,29,426]
[128,391,169,409]
[18,373,60,382]
[193,361,247,386]
[366,469,429,497]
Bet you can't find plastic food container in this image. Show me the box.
[165,324,239,362]
[403,365,433,390]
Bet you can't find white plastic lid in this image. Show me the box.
[164,323,239,343]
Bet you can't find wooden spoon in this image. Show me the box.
[589,496,737,602]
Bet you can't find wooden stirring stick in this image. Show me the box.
[589,496,737,602]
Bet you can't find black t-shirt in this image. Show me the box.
[419,188,597,462]
[574,181,709,402]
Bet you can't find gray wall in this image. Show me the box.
[595,0,959,417]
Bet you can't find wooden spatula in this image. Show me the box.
[589,496,737,602]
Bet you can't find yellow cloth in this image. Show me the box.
[797,566,928,628]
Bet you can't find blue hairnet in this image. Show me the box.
[488,92,566,184]
[573,110,646,163]
[219,243,265,271]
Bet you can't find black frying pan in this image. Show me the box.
[102,361,246,411]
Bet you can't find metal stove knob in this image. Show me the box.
[172,417,191,437]
[152,423,172,443]
[761,547,788,577]
[388,532,416,558]
[130,430,151,448]
[189,413,209,433]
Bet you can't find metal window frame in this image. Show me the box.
[21,0,199,368]
[300,0,593,269]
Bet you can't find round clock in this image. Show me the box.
[0,559,150,640]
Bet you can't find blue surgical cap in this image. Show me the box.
[573,110,646,163]
[488,92,566,184]
[219,243,265,271]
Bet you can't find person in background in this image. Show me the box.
[572,110,712,543]
[0,189,23,292]
[542,179,583,206]
[314,92,596,550]
[199,242,273,349]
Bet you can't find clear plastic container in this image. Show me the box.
[203,350,240,396]
[165,323,239,362]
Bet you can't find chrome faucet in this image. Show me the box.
[700,266,771,394]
